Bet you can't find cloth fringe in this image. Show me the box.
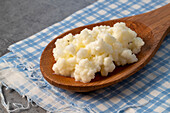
[0,82,31,113]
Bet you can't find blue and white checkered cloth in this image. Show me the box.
[0,0,170,112]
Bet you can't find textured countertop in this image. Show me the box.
[0,0,96,112]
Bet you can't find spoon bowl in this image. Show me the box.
[40,4,170,92]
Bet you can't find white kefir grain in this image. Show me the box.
[52,22,144,83]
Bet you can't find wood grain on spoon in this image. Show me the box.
[40,4,170,92]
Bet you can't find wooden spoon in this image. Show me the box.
[40,4,170,92]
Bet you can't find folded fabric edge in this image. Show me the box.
[0,54,49,112]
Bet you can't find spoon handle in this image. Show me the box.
[127,3,170,35]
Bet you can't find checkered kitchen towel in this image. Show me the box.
[0,0,169,112]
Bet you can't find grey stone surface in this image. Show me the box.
[0,0,96,112]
